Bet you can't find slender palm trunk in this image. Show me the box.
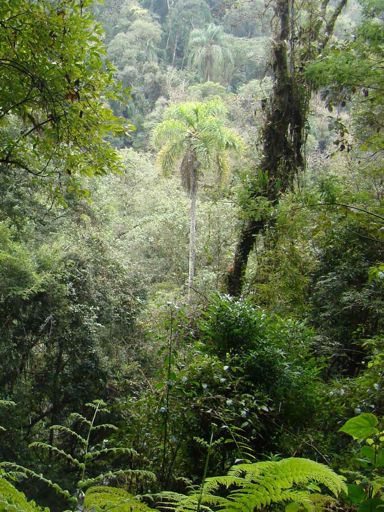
[188,168,198,303]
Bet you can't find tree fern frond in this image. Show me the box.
[84,485,154,512]
[49,425,87,445]
[79,469,156,489]
[91,423,119,432]
[0,463,74,503]
[227,458,346,496]
[158,491,220,512]
[223,487,313,512]
[68,412,92,427]
[201,476,245,493]
[28,442,83,469]
[84,447,137,461]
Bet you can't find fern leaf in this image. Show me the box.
[158,491,218,512]
[0,478,47,512]
[201,476,244,493]
[0,463,74,503]
[84,447,137,461]
[91,423,119,432]
[28,442,83,469]
[68,412,92,427]
[84,486,155,511]
[158,458,346,512]
[49,425,87,445]
[79,469,156,489]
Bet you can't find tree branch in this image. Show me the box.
[320,0,348,51]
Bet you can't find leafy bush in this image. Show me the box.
[339,413,384,512]
[198,294,322,429]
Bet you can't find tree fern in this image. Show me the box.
[158,457,346,512]
[84,486,156,512]
[0,463,74,503]
[1,400,155,506]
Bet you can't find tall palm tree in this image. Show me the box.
[187,24,234,84]
[152,99,242,301]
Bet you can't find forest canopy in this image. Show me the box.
[0,0,383,511]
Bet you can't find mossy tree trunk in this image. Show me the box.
[227,0,347,297]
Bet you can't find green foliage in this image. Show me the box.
[0,2,383,511]
[165,0,212,65]
[222,0,267,38]
[153,99,243,184]
[0,217,144,467]
[339,413,384,512]
[309,214,384,373]
[2,401,155,506]
[106,0,164,139]
[0,464,73,504]
[198,294,263,355]
[197,294,322,439]
[120,295,324,485]
[306,0,384,153]
[187,24,233,84]
[84,486,155,512]
[0,401,15,433]
[0,477,47,512]
[159,457,346,511]
[340,413,379,441]
[0,0,127,195]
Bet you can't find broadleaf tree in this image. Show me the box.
[0,0,128,199]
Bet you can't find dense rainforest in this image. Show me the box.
[0,0,383,511]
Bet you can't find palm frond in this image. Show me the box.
[152,119,186,147]
[187,24,234,83]
[152,99,243,194]
[157,140,185,176]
